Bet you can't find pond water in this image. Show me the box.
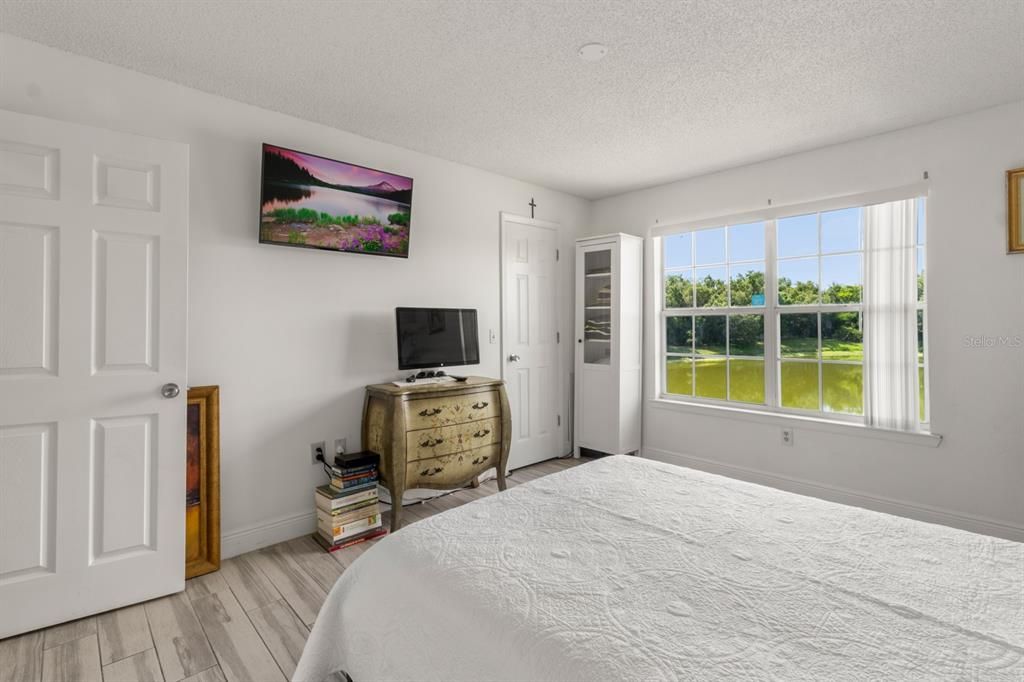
[262,183,409,223]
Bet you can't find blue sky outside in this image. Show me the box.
[667,209,865,292]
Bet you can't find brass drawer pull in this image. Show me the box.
[472,454,490,465]
[471,401,489,410]
[418,437,444,448]
[420,466,444,477]
[418,407,443,417]
[473,428,491,439]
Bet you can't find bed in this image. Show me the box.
[294,455,1023,681]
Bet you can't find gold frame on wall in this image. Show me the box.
[186,385,221,579]
[1009,167,1024,253]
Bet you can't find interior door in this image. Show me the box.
[0,109,188,638]
[500,214,561,470]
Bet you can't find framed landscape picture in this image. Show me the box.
[259,143,413,257]
[1009,167,1024,253]
[186,385,220,579]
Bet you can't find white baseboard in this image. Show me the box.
[643,447,1024,543]
[222,510,316,559]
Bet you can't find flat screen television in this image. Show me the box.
[259,143,413,258]
[396,308,480,370]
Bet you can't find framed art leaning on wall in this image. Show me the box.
[186,385,221,578]
[1009,167,1024,253]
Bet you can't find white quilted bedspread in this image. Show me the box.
[294,456,1024,681]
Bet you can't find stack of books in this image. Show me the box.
[313,451,387,552]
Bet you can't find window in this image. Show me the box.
[660,195,928,430]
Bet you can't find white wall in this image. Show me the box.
[0,35,590,555]
[590,102,1024,541]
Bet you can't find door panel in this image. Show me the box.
[0,222,58,376]
[0,109,188,638]
[501,215,561,470]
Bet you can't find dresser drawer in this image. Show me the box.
[405,444,501,488]
[405,390,500,430]
[407,417,500,461]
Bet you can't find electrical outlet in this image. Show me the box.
[311,440,326,465]
[334,437,347,457]
[781,428,794,447]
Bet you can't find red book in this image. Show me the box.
[312,527,388,553]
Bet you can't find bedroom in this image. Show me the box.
[0,1,1021,680]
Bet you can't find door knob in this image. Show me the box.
[161,383,181,399]
[508,354,521,362]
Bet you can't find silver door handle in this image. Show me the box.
[161,383,181,399]
[508,354,521,362]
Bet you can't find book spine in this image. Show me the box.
[316,487,378,507]
[329,504,380,526]
[330,475,377,490]
[330,464,377,478]
[317,514,381,539]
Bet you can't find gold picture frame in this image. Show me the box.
[1009,167,1024,253]
[186,385,221,579]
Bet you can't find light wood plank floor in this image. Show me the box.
[0,456,582,682]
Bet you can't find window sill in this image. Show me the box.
[648,397,942,448]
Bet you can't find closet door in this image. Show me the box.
[0,109,188,637]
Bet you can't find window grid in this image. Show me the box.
[661,201,916,424]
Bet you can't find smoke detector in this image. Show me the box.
[578,43,608,62]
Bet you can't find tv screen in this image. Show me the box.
[396,308,480,370]
[259,143,413,258]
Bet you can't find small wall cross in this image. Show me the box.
[529,197,537,219]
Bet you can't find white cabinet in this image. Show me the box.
[573,233,643,456]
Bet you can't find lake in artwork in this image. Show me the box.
[259,144,413,257]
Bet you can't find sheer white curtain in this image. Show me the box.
[864,198,918,431]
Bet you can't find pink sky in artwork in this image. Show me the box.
[268,145,412,190]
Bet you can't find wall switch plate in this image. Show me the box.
[489,328,497,344]
[334,438,347,456]
[311,440,326,465]
[781,428,794,447]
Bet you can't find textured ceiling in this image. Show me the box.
[2,0,1022,199]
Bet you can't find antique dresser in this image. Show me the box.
[362,376,511,530]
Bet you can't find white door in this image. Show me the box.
[500,213,561,470]
[0,109,188,638]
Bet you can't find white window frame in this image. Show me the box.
[652,184,930,431]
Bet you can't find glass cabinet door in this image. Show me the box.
[583,249,612,365]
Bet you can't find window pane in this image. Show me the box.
[664,233,692,269]
[729,314,764,357]
[666,316,693,354]
[780,361,818,410]
[665,357,693,396]
[917,310,925,363]
[729,359,765,404]
[917,247,925,302]
[728,222,765,261]
[694,315,727,355]
[780,313,818,358]
[695,227,726,265]
[695,266,728,307]
[778,257,819,304]
[777,213,817,258]
[664,271,694,308]
[729,263,765,307]
[695,357,727,399]
[821,312,862,361]
[821,253,862,303]
[821,207,861,253]
[822,363,863,415]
